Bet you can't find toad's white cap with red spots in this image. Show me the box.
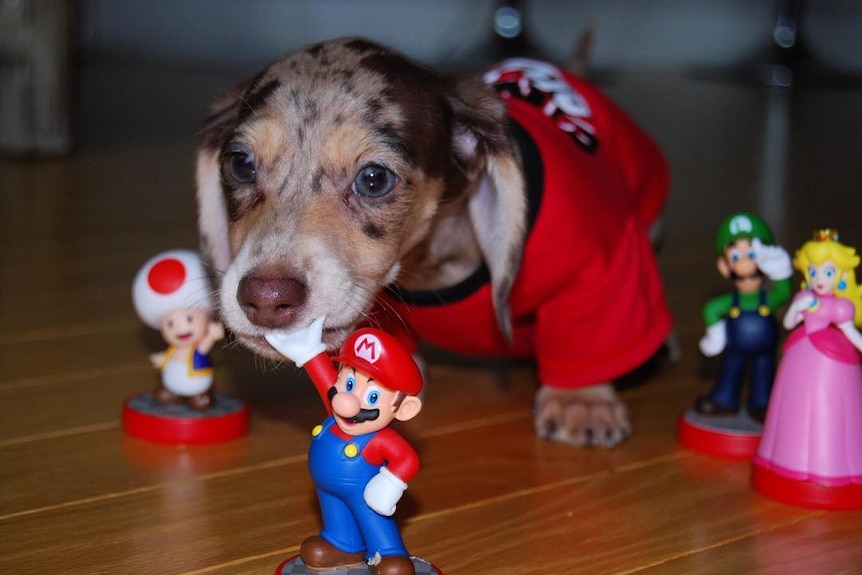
[132,249,214,329]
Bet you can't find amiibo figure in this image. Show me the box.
[266,320,441,575]
[679,212,792,458]
[753,230,862,508]
[124,249,249,444]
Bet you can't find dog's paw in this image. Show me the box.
[533,383,630,448]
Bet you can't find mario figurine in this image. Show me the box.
[679,213,792,458]
[125,249,249,444]
[267,320,437,575]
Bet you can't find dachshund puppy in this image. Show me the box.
[196,38,672,447]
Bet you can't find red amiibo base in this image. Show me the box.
[678,409,762,459]
[122,391,249,444]
[752,462,862,510]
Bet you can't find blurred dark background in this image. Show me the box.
[73,0,861,75]
[2,0,862,156]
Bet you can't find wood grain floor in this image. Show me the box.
[2,61,862,575]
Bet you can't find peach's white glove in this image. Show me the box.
[699,321,727,357]
[364,467,407,516]
[751,238,792,281]
[783,292,816,330]
[264,317,326,367]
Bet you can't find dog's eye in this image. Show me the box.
[223,151,256,184]
[352,165,397,198]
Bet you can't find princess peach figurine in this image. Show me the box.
[752,230,862,508]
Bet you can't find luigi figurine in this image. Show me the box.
[679,213,793,458]
[697,212,793,422]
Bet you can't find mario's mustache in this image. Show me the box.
[327,387,380,423]
[344,409,380,423]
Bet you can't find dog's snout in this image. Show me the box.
[237,274,307,329]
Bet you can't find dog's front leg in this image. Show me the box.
[534,383,631,448]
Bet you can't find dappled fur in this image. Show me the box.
[196,38,642,448]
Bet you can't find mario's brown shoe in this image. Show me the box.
[300,535,364,570]
[369,554,415,575]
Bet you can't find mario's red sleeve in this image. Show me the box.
[362,428,421,483]
[303,353,338,414]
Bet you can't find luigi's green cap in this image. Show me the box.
[714,212,774,255]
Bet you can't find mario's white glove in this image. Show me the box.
[783,292,816,330]
[751,238,792,281]
[264,316,326,367]
[364,467,407,516]
[699,321,727,357]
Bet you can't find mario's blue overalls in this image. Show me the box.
[710,290,778,412]
[308,415,409,561]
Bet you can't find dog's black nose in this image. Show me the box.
[237,274,307,328]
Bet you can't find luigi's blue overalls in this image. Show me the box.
[308,415,409,562]
[709,290,778,413]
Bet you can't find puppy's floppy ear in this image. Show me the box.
[447,76,527,341]
[195,82,247,278]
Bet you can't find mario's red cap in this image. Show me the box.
[332,328,423,396]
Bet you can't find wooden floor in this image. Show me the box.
[2,60,862,575]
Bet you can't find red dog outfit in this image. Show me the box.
[376,58,673,389]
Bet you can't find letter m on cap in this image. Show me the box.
[354,334,381,364]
